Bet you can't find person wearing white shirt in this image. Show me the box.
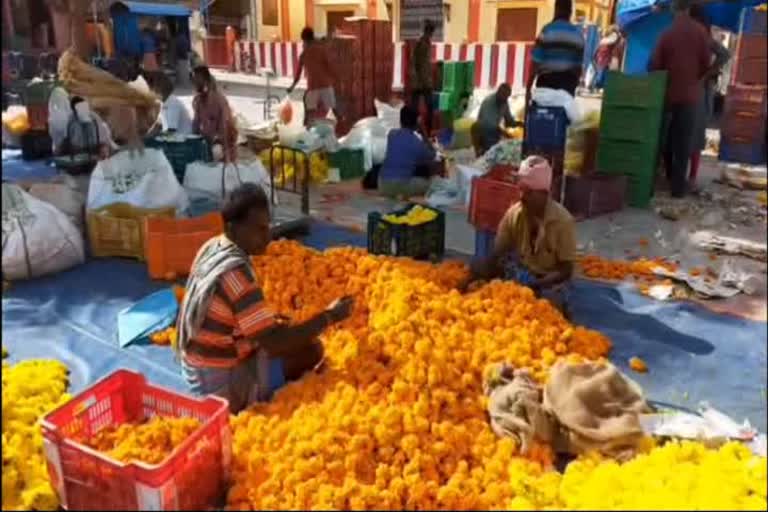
[152,74,193,135]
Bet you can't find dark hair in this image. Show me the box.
[673,0,692,12]
[423,20,436,35]
[400,104,419,130]
[497,83,511,95]
[154,73,174,98]
[554,0,573,19]
[192,65,212,83]
[689,4,710,27]
[222,183,270,225]
[70,96,85,114]
[301,27,315,42]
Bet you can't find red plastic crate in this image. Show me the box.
[27,103,49,131]
[721,111,766,142]
[41,370,231,511]
[737,35,768,61]
[144,213,224,279]
[734,58,768,86]
[468,166,522,231]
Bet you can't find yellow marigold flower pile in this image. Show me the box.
[555,441,766,510]
[82,416,202,465]
[227,241,613,510]
[2,357,70,511]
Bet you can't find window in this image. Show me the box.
[262,0,278,26]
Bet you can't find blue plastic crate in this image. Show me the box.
[719,139,767,165]
[524,104,569,153]
[474,229,495,262]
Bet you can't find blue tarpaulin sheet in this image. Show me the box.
[2,150,59,182]
[617,0,763,32]
[115,1,191,17]
[2,222,765,431]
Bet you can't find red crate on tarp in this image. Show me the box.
[27,103,49,131]
[563,174,626,220]
[41,370,231,511]
[468,165,522,232]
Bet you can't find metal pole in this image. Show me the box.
[92,0,102,59]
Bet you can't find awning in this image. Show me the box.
[112,1,192,17]
[617,0,764,32]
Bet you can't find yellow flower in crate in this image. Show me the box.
[382,205,438,226]
[2,357,71,511]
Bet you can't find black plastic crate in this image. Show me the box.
[21,130,52,160]
[145,135,211,183]
[367,205,445,261]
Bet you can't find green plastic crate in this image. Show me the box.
[596,138,659,178]
[24,80,59,106]
[441,62,465,93]
[463,62,475,92]
[328,148,365,180]
[602,71,667,111]
[624,174,655,208]
[437,91,458,112]
[600,106,664,145]
[144,135,212,183]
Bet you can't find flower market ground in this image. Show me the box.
[2,79,766,446]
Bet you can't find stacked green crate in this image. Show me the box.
[596,71,667,207]
[438,62,475,119]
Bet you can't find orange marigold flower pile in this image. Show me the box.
[149,326,178,347]
[82,416,201,465]
[226,241,613,510]
[579,254,678,281]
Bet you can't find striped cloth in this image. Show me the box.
[178,235,275,369]
[532,19,585,74]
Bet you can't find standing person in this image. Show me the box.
[225,25,237,73]
[464,156,577,316]
[410,20,436,135]
[141,26,159,72]
[470,83,517,157]
[150,73,193,135]
[175,28,191,86]
[378,105,438,199]
[527,0,585,105]
[590,26,620,91]
[649,0,711,200]
[688,5,730,191]
[287,27,339,126]
[177,183,354,413]
[192,65,237,162]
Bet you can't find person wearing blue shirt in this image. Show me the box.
[379,105,437,199]
[527,0,585,104]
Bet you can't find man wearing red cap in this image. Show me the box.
[467,156,577,315]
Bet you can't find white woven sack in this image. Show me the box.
[2,184,85,280]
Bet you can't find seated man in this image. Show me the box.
[467,156,576,316]
[379,105,437,199]
[176,183,353,413]
[59,96,115,158]
[471,83,516,157]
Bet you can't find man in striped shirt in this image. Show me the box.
[177,184,353,412]
[527,0,585,100]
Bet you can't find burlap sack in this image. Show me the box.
[544,360,651,460]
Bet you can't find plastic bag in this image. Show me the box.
[531,88,583,123]
[2,183,85,280]
[48,87,72,151]
[279,98,293,125]
[87,148,189,214]
[309,119,340,152]
[426,176,462,208]
[1,106,29,136]
[184,160,272,208]
[374,99,403,130]
[23,174,86,232]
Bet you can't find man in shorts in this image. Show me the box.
[288,27,339,126]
